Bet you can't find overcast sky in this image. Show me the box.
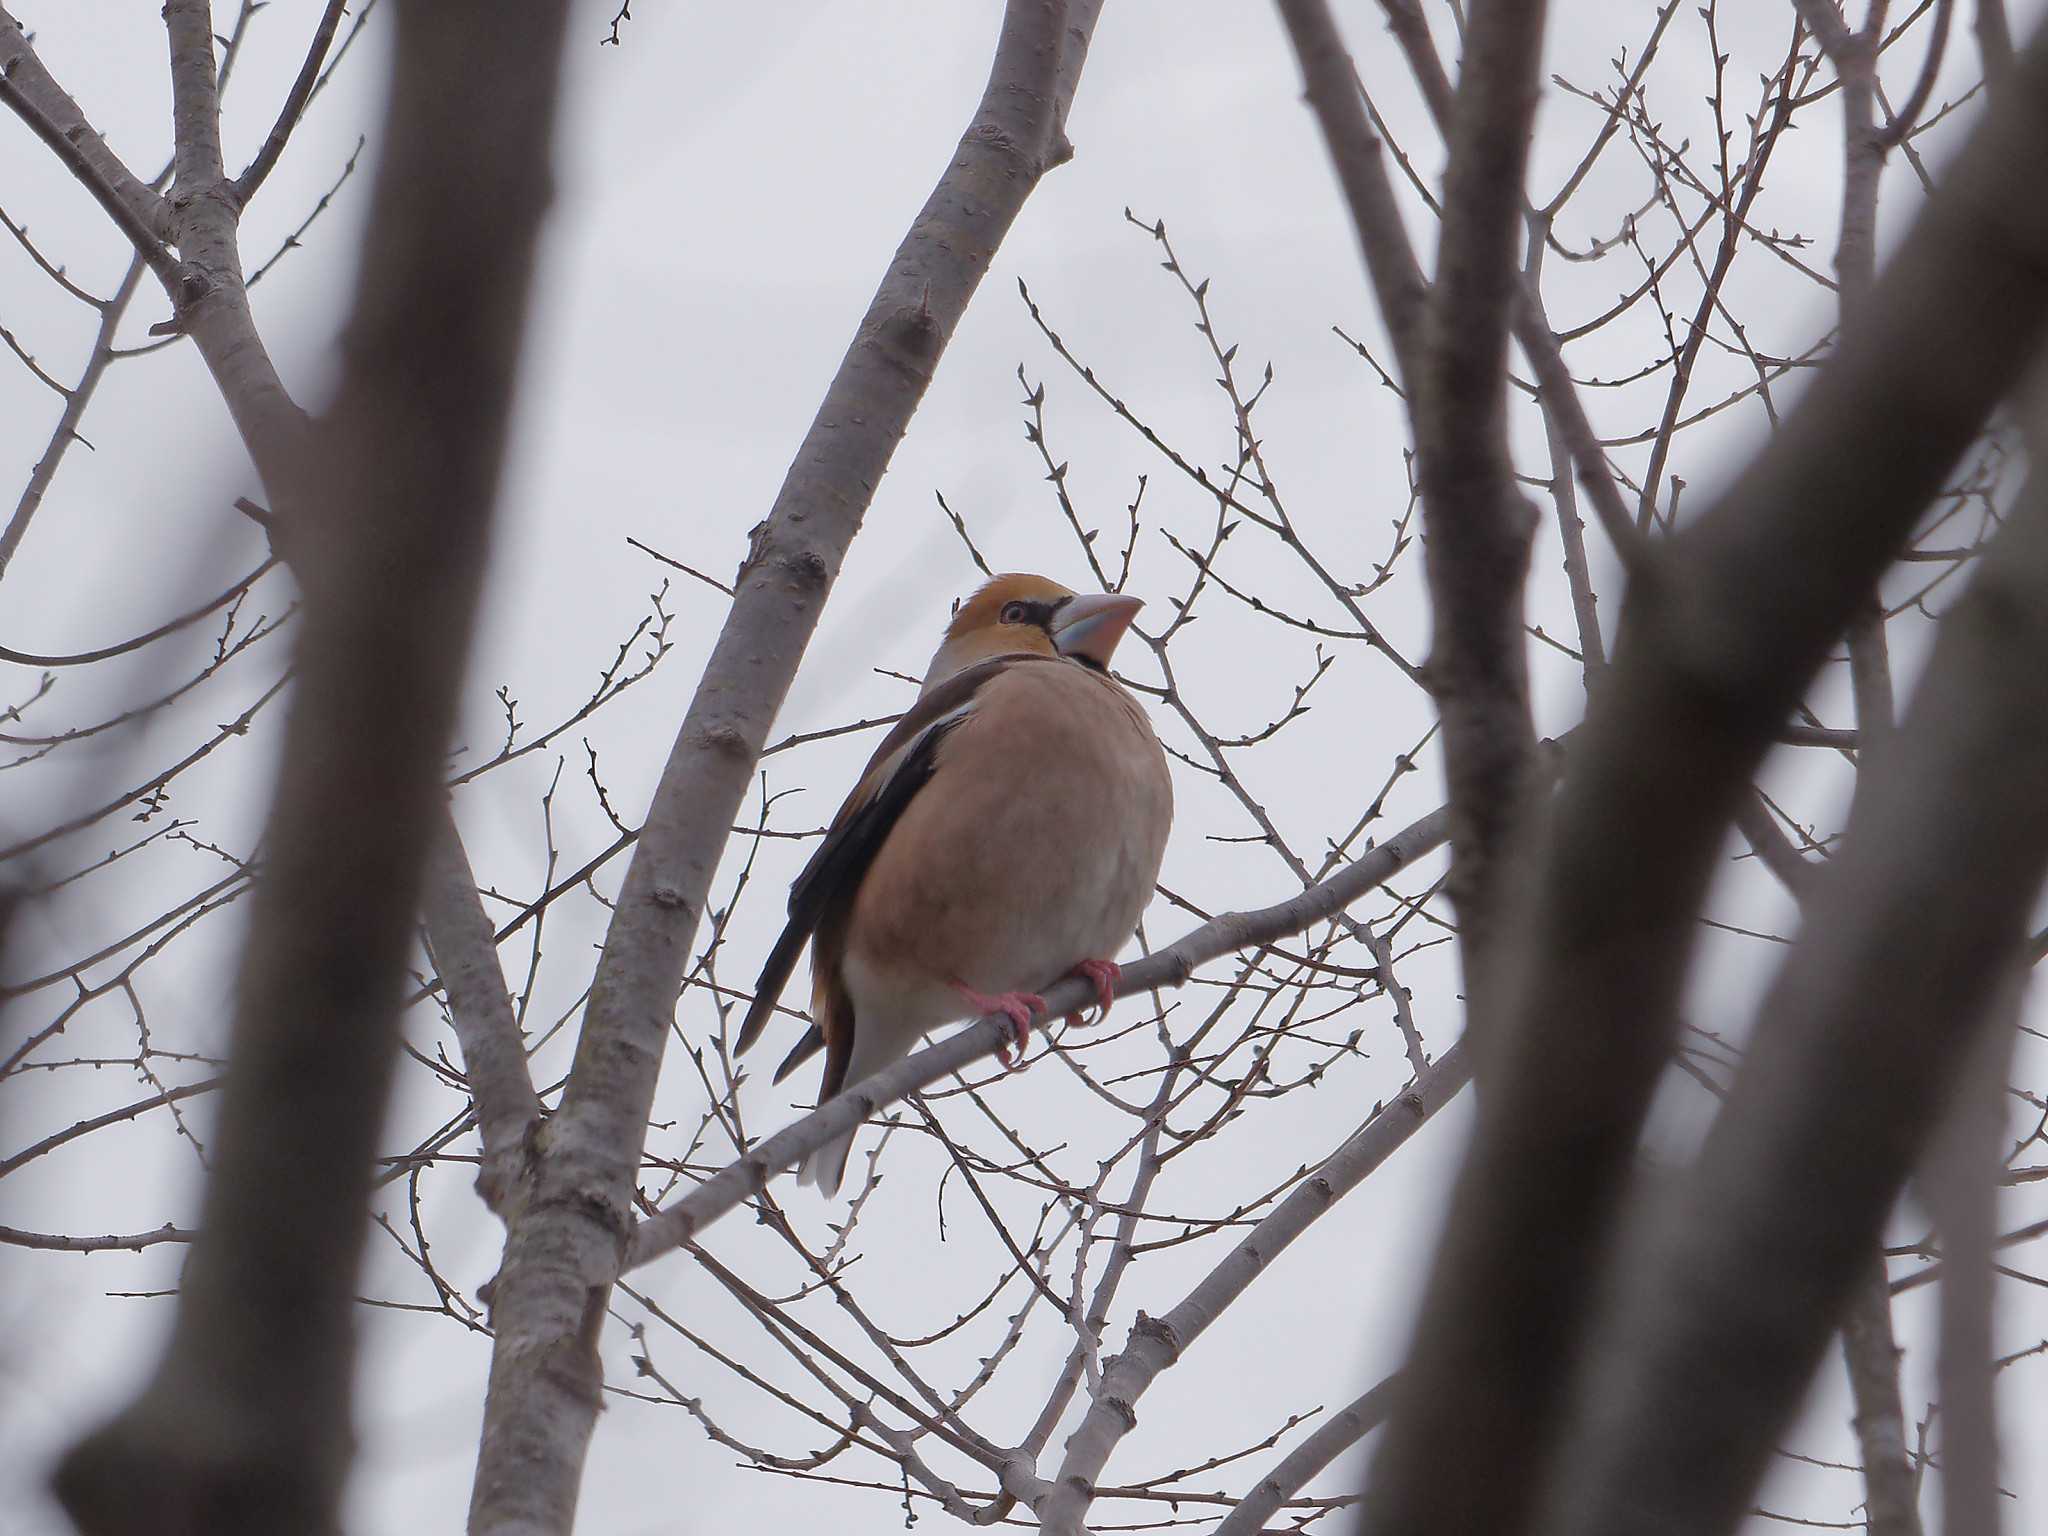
[4,4,2046,1534]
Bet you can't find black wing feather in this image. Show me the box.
[732,657,1041,1058]
[772,1023,826,1084]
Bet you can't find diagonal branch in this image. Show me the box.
[627,802,1452,1268]
[1275,0,1428,383]
[1539,468,2048,1536]
[422,820,543,1218]
[0,21,188,298]
[52,5,573,1531]
[1213,1372,1400,1536]
[465,7,1104,1532]
[0,7,175,247]
[1359,23,2048,1536]
[232,0,350,204]
[0,3,306,483]
[1036,1039,1461,1536]
[2,1,537,1226]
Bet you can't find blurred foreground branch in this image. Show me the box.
[52,4,571,1531]
[1364,16,2048,1536]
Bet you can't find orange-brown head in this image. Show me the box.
[921,573,1144,691]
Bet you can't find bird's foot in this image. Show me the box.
[1062,958,1122,1027]
[953,984,1046,1069]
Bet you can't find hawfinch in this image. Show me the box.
[736,573,1173,1195]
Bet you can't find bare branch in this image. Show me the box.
[0,252,146,580]
[1037,1050,1465,1536]
[1403,0,1549,974]
[421,820,543,1217]
[1840,1262,1923,1536]
[53,3,572,1530]
[467,7,1104,1530]
[232,0,349,204]
[1280,0,1544,982]
[1877,0,1957,148]
[1541,470,2048,1536]
[0,1223,196,1253]
[628,801,1452,1268]
[1361,25,2048,1536]
[1274,0,1429,381]
[1793,0,1856,59]
[1213,1372,1399,1536]
[0,7,177,252]
[1923,980,2019,1536]
[0,63,188,304]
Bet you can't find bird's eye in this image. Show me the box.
[1000,600,1031,624]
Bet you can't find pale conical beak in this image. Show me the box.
[1050,592,1143,667]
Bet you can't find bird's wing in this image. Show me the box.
[771,1022,826,1084]
[734,654,1052,1058]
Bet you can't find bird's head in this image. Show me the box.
[922,573,1144,691]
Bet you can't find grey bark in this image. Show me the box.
[1402,0,1549,983]
[1359,22,2048,1536]
[1821,14,1922,1522]
[1538,467,2048,1536]
[1926,981,2019,1536]
[465,7,1102,1532]
[423,821,544,1217]
[1842,1260,1924,1536]
[51,4,572,1532]
[1039,1045,1469,1536]
[1214,1374,1399,1536]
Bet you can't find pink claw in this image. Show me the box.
[953,984,1047,1070]
[1067,959,1121,1025]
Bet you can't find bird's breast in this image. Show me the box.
[846,662,1171,1004]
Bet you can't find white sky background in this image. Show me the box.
[2,3,2046,1533]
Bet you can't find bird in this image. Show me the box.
[735,572,1173,1195]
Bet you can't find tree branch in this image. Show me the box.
[232,0,350,205]
[1827,17,1919,1526]
[1212,1373,1400,1536]
[2,2,536,1258]
[1792,0,1855,59]
[52,4,572,1531]
[1281,0,1546,992]
[422,819,543,1218]
[1274,0,1429,382]
[1403,0,1550,970]
[1923,976,2019,1536]
[465,7,1103,1532]
[1877,0,1957,149]
[163,0,227,190]
[1539,469,2048,1536]
[1360,24,2048,1536]
[152,1,308,479]
[627,801,1452,1268]
[1841,1260,1923,1536]
[1038,1049,1466,1536]
[0,10,186,297]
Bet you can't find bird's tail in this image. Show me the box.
[798,1129,855,1197]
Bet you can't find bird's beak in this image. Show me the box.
[1050,592,1144,667]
